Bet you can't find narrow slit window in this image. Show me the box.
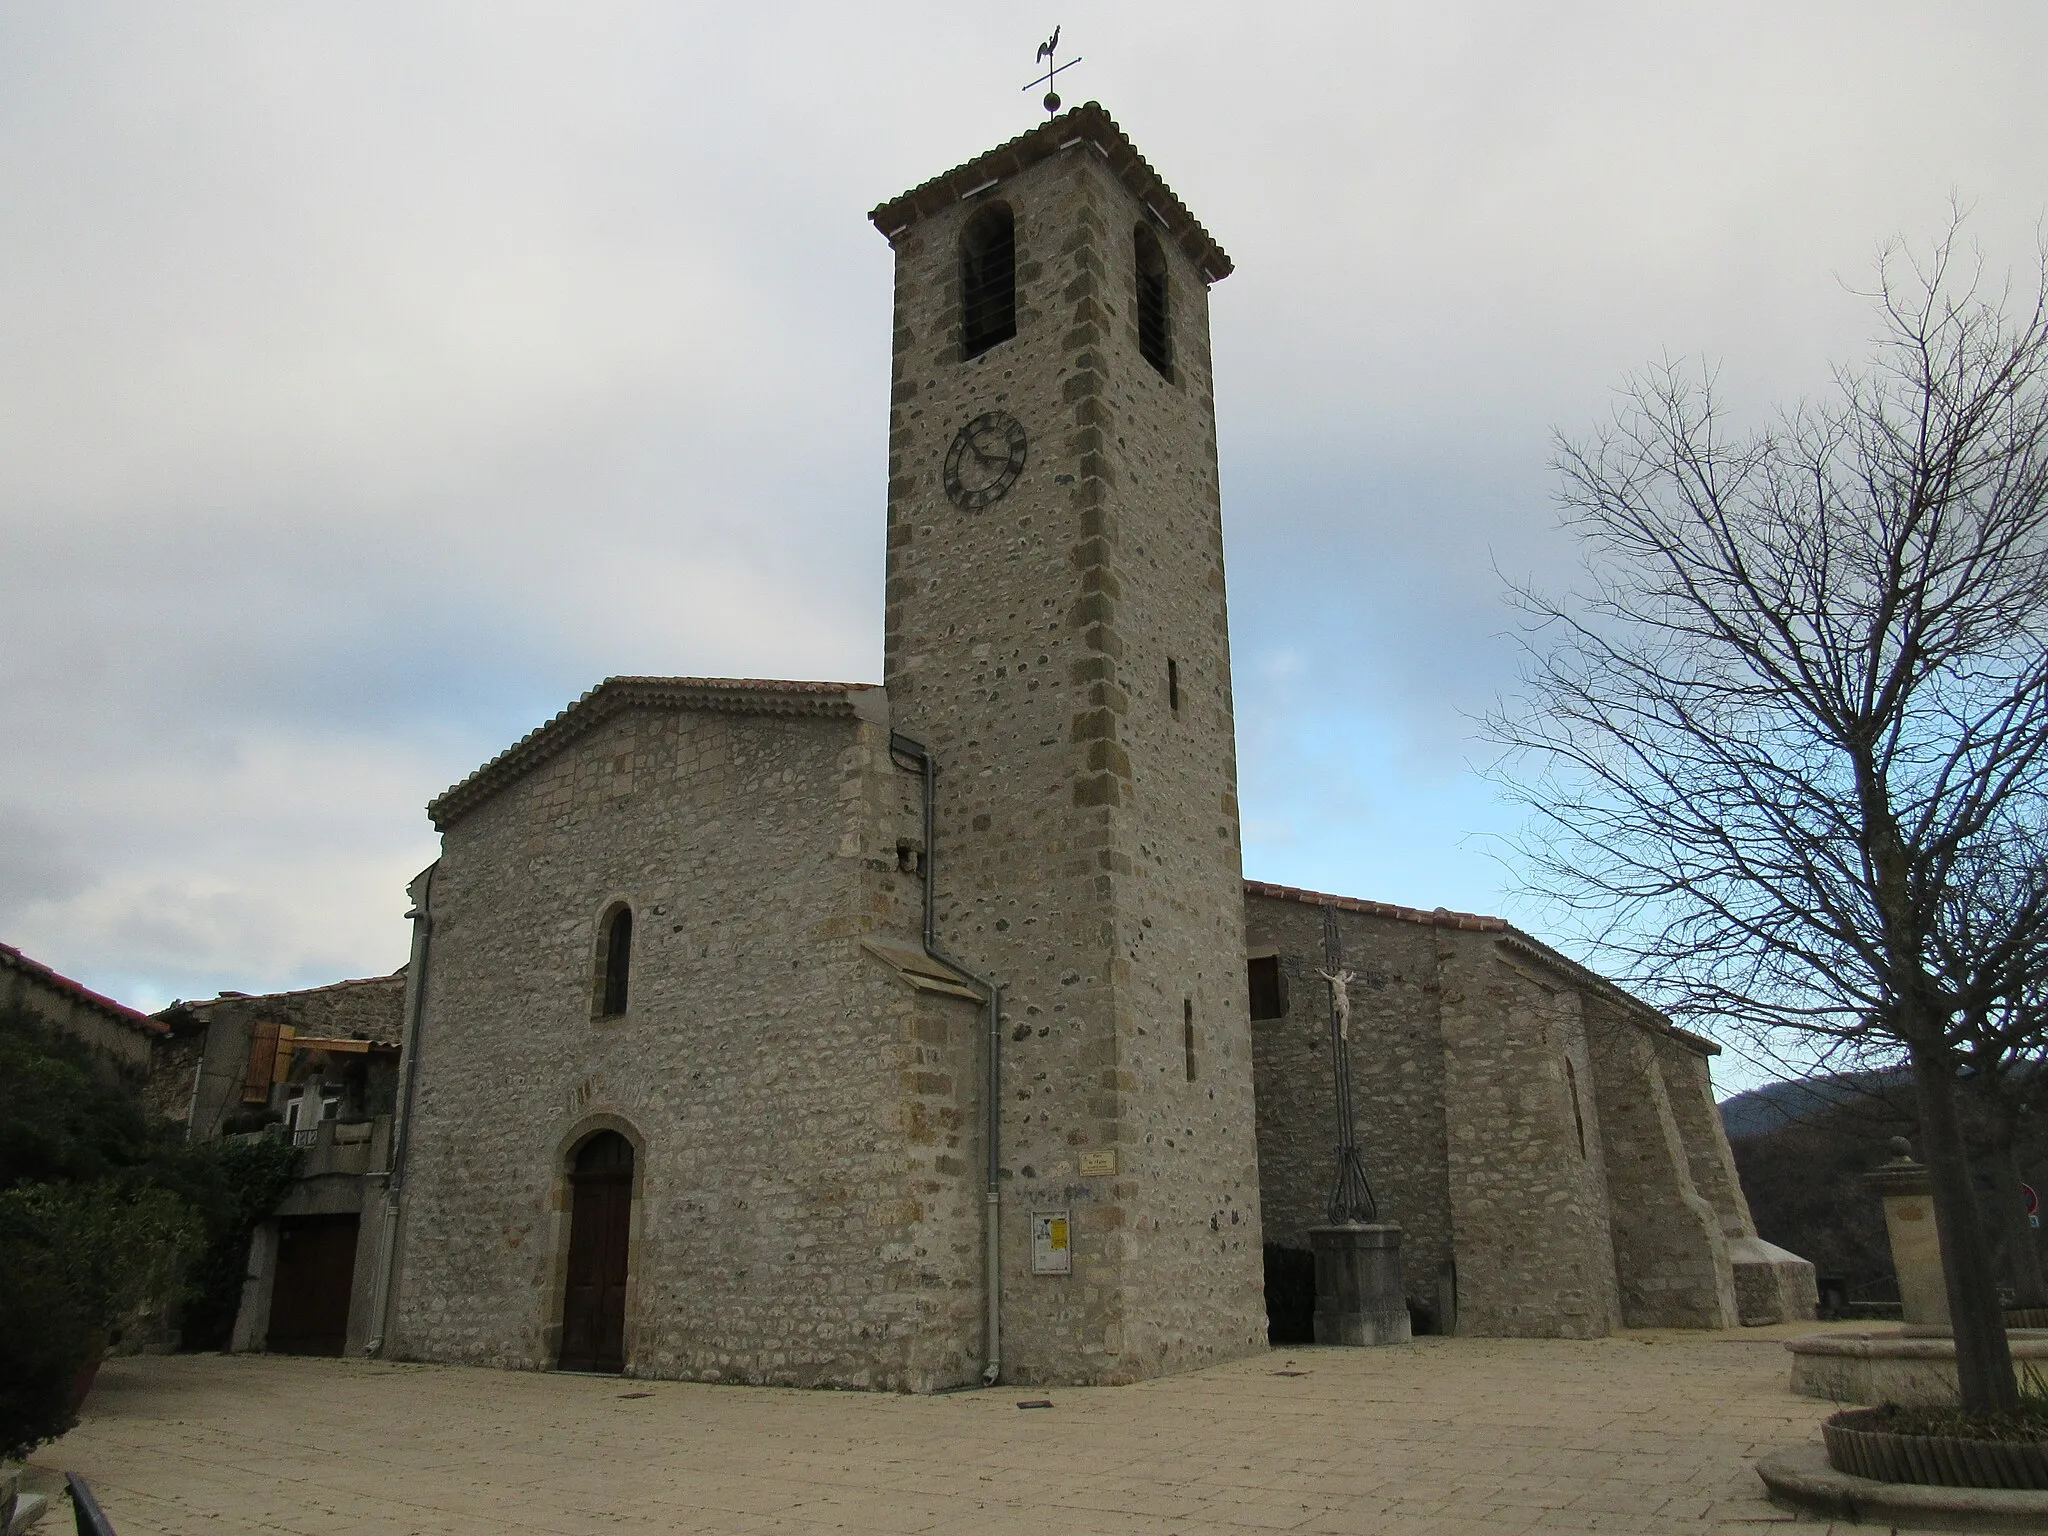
[1183,998,1197,1082]
[1134,224,1172,379]
[595,903,633,1018]
[1564,1057,1587,1157]
[1167,658,1181,713]
[960,203,1017,359]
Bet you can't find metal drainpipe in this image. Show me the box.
[889,733,1003,1387]
[366,861,436,1356]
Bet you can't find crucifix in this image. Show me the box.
[1319,905,1379,1224]
[1023,27,1082,116]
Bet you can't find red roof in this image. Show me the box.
[0,942,166,1036]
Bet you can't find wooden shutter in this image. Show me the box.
[242,1020,281,1103]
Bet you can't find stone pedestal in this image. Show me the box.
[1864,1140,1949,1327]
[1310,1223,1411,1346]
[1786,1328,2048,1405]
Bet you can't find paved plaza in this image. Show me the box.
[36,1329,1877,1536]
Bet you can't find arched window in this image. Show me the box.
[593,903,632,1019]
[1134,224,1172,379]
[960,203,1017,359]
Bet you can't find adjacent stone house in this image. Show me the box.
[153,974,406,1356]
[2,939,166,1090]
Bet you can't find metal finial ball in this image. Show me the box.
[1044,91,1061,113]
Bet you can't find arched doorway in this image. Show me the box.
[558,1130,633,1372]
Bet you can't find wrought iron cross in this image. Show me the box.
[1023,27,1082,116]
[1320,906,1379,1224]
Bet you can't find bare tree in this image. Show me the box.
[1491,220,2048,1415]
[1941,847,2048,1309]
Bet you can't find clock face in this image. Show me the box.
[943,411,1028,510]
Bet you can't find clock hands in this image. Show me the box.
[943,411,1027,510]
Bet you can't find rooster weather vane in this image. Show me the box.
[1024,27,1081,116]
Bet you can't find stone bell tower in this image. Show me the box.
[870,103,1266,1384]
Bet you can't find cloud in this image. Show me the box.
[1,3,2044,1097]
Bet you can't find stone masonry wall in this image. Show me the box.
[880,126,1265,1384]
[1245,893,1629,1338]
[1651,1030,1756,1242]
[1,950,157,1083]
[1584,1002,1737,1329]
[1244,894,1453,1325]
[1439,937,1621,1338]
[390,701,986,1391]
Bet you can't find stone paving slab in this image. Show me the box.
[28,1331,1942,1536]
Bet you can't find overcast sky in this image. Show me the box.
[3,3,2044,1091]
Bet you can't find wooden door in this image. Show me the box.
[267,1214,360,1356]
[558,1132,633,1372]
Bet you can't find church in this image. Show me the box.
[371,104,1811,1391]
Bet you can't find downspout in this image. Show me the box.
[366,861,436,1356]
[889,733,1004,1387]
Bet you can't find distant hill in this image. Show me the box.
[1718,1069,1910,1140]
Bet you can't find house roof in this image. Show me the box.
[0,941,166,1037]
[868,101,1233,284]
[1242,879,1720,1056]
[429,676,882,831]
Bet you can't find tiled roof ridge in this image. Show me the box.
[1244,878,1717,1055]
[429,676,880,832]
[868,101,1233,283]
[1242,879,1507,932]
[163,968,407,1017]
[1,941,166,1036]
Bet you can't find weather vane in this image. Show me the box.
[1023,27,1081,116]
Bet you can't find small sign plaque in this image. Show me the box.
[1079,1150,1117,1177]
[1031,1209,1072,1275]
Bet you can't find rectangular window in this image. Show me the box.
[1183,998,1197,1082]
[1168,658,1180,713]
[1247,955,1286,1020]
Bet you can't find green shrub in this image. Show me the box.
[0,1006,163,1189]
[0,1006,302,1356]
[0,1181,202,1338]
[177,1137,303,1351]
[0,1231,91,1461]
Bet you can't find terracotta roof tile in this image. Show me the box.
[0,941,165,1035]
[869,101,1232,284]
[429,676,880,832]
